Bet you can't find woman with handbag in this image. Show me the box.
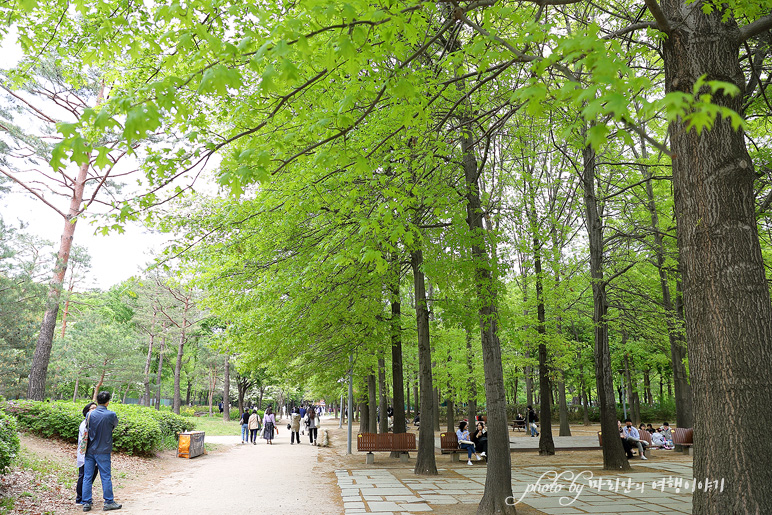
[262,406,277,445]
[76,402,97,505]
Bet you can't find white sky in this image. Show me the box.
[0,191,168,290]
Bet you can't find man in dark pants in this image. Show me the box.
[81,391,122,512]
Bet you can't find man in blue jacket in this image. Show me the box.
[81,391,122,511]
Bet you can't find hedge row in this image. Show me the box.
[0,410,20,473]
[2,401,195,455]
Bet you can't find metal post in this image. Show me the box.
[347,353,354,455]
[339,393,344,429]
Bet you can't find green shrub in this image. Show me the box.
[143,408,195,437]
[3,401,195,456]
[0,410,20,473]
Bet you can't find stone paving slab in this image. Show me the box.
[335,459,696,514]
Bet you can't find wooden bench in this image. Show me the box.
[673,427,694,455]
[599,431,650,458]
[440,431,463,461]
[357,432,415,463]
[512,419,526,432]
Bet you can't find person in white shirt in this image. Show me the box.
[622,418,648,460]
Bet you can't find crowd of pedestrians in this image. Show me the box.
[239,403,325,446]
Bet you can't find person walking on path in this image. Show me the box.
[307,407,320,445]
[81,391,122,512]
[248,409,260,445]
[263,406,277,445]
[75,402,97,505]
[290,408,301,444]
[240,409,250,444]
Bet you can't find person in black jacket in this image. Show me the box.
[526,406,539,437]
[240,409,250,444]
[471,420,488,459]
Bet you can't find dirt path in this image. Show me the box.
[116,424,342,514]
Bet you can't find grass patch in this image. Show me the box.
[16,445,74,488]
[0,497,14,514]
[184,416,240,437]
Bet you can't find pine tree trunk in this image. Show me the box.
[581,135,630,471]
[412,249,437,476]
[660,5,772,510]
[27,161,89,401]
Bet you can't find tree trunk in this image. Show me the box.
[367,372,377,433]
[524,362,533,408]
[389,262,407,437]
[411,249,437,476]
[378,356,388,434]
[639,138,694,426]
[72,377,79,402]
[173,326,186,415]
[459,117,515,514]
[661,7,772,509]
[92,360,108,402]
[27,161,89,400]
[580,134,630,471]
[172,297,191,414]
[528,179,555,456]
[558,373,571,436]
[466,328,477,425]
[446,397,455,433]
[433,388,440,432]
[359,397,369,433]
[155,333,166,410]
[223,355,230,421]
[142,320,156,407]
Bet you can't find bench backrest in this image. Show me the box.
[392,432,416,452]
[376,433,393,451]
[440,431,459,450]
[638,431,652,445]
[357,433,377,452]
[673,427,693,445]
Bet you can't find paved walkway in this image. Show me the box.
[336,461,695,514]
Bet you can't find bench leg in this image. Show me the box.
[644,449,651,459]
[366,452,375,464]
[683,447,692,456]
[450,452,459,462]
[400,452,409,463]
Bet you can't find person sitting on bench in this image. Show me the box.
[471,420,488,458]
[622,418,648,460]
[456,421,481,465]
[618,420,635,459]
[514,413,525,429]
